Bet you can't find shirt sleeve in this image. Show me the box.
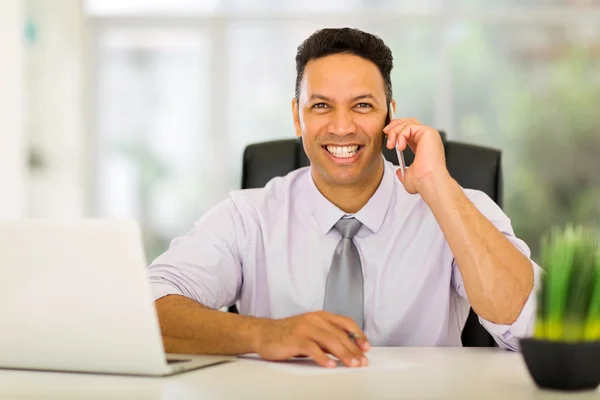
[147,197,245,310]
[450,190,543,351]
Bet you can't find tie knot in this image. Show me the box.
[334,217,362,239]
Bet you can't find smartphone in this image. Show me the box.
[387,102,406,177]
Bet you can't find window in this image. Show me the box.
[87,0,600,260]
[451,22,600,253]
[95,28,212,260]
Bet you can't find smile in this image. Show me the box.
[325,145,361,159]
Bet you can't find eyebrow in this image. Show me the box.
[308,93,379,104]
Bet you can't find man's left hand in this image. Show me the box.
[383,118,448,194]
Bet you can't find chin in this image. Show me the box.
[327,174,362,186]
[320,167,364,186]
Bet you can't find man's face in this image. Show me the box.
[292,53,390,188]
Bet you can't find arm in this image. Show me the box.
[419,172,534,325]
[155,294,262,355]
[383,117,536,328]
[148,197,369,367]
[155,294,369,368]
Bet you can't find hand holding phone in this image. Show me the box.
[388,102,406,178]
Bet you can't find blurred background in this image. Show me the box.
[1,0,599,261]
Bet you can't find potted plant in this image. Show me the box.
[521,225,600,391]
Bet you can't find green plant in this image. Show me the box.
[535,225,600,342]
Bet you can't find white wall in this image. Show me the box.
[0,0,25,219]
[25,0,86,217]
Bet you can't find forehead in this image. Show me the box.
[299,53,386,101]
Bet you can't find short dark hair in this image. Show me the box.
[295,27,394,103]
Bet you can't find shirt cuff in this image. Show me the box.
[150,281,184,302]
[478,260,542,351]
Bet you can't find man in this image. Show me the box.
[148,28,542,369]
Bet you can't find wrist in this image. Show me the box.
[418,169,457,204]
[245,317,269,353]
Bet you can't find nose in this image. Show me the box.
[328,109,356,137]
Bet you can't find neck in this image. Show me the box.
[312,159,385,214]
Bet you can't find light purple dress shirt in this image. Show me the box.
[148,159,542,350]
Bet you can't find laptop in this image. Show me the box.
[0,219,232,376]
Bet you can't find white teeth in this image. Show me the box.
[326,145,359,158]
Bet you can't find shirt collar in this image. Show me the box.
[306,156,396,235]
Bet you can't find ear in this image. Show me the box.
[291,98,302,137]
[391,99,397,116]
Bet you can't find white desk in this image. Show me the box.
[1,347,598,399]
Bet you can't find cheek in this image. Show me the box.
[301,113,329,136]
[356,118,386,145]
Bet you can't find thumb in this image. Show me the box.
[396,166,409,183]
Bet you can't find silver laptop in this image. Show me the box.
[0,219,232,376]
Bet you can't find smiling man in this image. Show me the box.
[148,28,542,368]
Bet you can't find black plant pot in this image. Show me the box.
[520,338,600,391]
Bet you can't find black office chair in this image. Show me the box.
[238,132,502,347]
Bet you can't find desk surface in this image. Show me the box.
[1,347,599,400]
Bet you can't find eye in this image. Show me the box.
[355,103,372,108]
[311,103,329,109]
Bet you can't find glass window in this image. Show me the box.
[450,0,600,8]
[373,26,439,126]
[85,0,442,15]
[84,0,220,15]
[95,28,211,260]
[227,0,441,12]
[451,22,600,254]
[89,2,600,260]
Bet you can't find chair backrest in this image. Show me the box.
[241,132,502,347]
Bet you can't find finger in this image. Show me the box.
[389,122,410,151]
[320,312,367,341]
[383,119,419,149]
[347,332,371,355]
[302,341,337,368]
[309,327,362,367]
[393,122,416,150]
[316,320,367,365]
[385,121,411,150]
[397,166,410,185]
[383,118,420,134]
[395,123,426,153]
[384,128,398,150]
[382,118,404,134]
[319,312,370,352]
[386,119,421,149]
[396,168,404,183]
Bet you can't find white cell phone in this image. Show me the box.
[388,102,406,177]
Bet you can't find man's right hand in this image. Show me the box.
[251,311,370,368]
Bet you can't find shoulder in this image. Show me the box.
[193,167,309,244]
[462,188,508,223]
[228,167,310,217]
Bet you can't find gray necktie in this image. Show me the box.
[323,217,364,329]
